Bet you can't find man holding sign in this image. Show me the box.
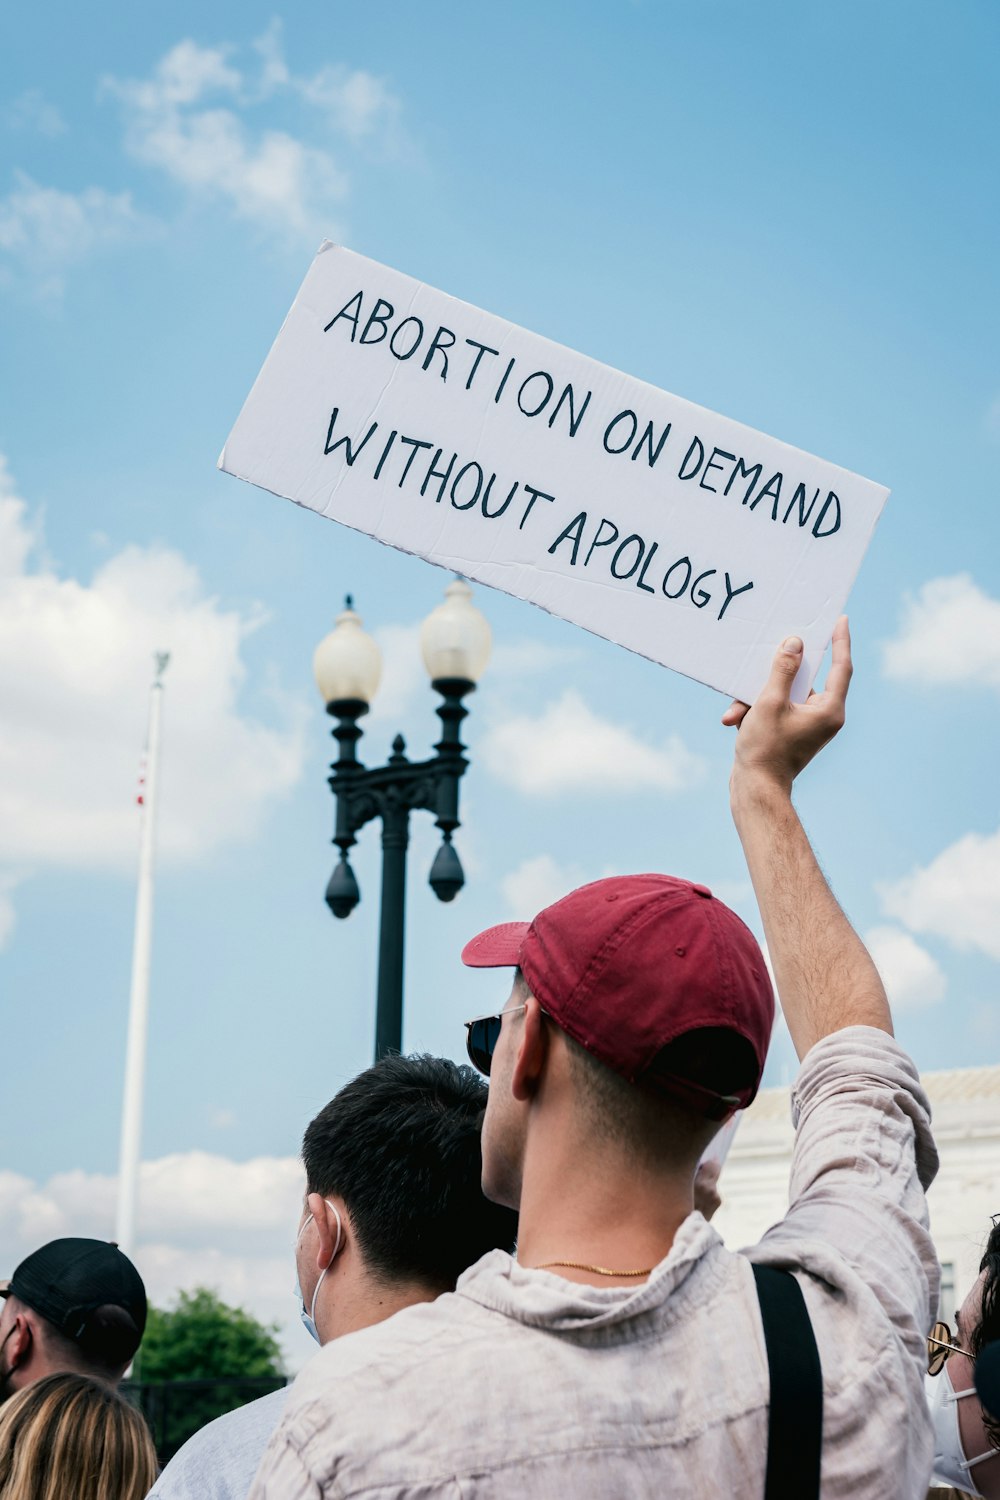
[249,623,940,1499]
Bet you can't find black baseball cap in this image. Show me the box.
[1,1238,146,1364]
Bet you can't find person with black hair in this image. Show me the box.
[927,1220,1000,1496]
[0,1239,146,1400]
[147,1053,517,1500]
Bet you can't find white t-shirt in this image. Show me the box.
[146,1386,289,1500]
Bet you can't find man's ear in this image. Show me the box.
[6,1313,33,1373]
[306,1192,348,1272]
[510,994,548,1103]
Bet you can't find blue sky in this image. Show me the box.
[2,0,998,1358]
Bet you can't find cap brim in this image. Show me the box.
[461,922,530,969]
[0,1280,11,1298]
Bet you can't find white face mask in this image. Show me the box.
[926,1365,1000,1496]
[0,1323,17,1401]
[293,1202,342,1344]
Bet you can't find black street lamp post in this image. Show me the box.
[314,582,491,1061]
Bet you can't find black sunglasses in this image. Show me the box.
[464,1004,528,1076]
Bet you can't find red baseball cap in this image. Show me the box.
[462,874,774,1115]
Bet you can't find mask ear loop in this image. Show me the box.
[941,1372,1000,1478]
[327,1202,343,1261]
[963,1441,1000,1474]
[308,1202,343,1327]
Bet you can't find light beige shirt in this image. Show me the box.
[251,1027,940,1499]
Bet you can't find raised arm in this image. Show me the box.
[724,619,892,1059]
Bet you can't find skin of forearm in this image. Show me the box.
[731,770,893,1059]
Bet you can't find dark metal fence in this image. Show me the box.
[122,1376,289,1463]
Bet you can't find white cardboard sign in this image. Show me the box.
[220,244,889,703]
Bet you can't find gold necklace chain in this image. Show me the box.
[537,1260,653,1278]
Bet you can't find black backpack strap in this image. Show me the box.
[751,1262,823,1500]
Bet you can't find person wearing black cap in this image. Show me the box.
[0,1237,147,1400]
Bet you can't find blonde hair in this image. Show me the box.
[0,1373,158,1500]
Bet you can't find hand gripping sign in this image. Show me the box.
[219,244,889,704]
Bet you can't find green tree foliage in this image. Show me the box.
[138,1287,285,1381]
[129,1288,286,1459]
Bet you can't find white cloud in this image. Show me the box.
[0,873,21,951]
[103,28,402,240]
[481,690,705,796]
[121,38,243,109]
[0,1153,302,1251]
[879,827,1000,962]
[882,575,1000,690]
[0,1152,310,1369]
[362,624,586,735]
[141,1152,304,1244]
[2,30,404,288]
[0,460,305,886]
[343,618,572,740]
[0,458,35,574]
[113,102,344,237]
[252,21,291,96]
[863,925,947,1010]
[6,90,66,137]
[488,639,584,680]
[298,65,399,141]
[706,878,754,908]
[501,854,589,916]
[0,172,145,294]
[253,21,399,143]
[139,1243,305,1366]
[364,622,424,732]
[970,1001,1000,1051]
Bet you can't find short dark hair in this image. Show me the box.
[973,1219,1000,1451]
[974,1219,1000,1360]
[302,1054,518,1292]
[565,1024,760,1163]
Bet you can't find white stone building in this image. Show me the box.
[712,1064,1000,1321]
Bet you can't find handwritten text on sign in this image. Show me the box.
[219,244,889,702]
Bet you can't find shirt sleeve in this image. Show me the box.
[145,1389,289,1500]
[248,1425,324,1500]
[145,1431,213,1500]
[754,1024,940,1352]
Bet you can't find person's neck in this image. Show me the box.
[514,1127,695,1285]
[319,1276,437,1344]
[21,1351,95,1387]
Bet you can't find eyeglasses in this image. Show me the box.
[464,1004,528,1077]
[927,1319,967,1377]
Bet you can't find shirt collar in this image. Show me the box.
[455,1212,722,1331]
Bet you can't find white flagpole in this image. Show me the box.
[116,652,170,1258]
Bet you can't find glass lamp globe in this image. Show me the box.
[419,579,492,686]
[313,598,383,708]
